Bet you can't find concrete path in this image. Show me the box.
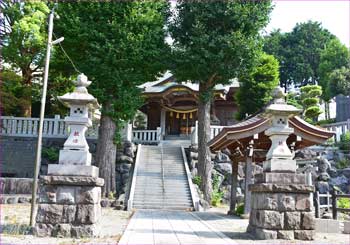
[118,210,236,244]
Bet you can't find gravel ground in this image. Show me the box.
[0,204,133,245]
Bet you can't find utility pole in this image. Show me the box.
[30,4,64,227]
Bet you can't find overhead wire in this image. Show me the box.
[53,31,81,74]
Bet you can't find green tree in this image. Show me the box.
[300,85,323,122]
[169,1,272,201]
[1,1,49,116]
[318,39,349,119]
[54,2,169,196]
[264,21,335,90]
[328,66,350,97]
[235,53,280,120]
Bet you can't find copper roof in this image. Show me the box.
[209,115,335,154]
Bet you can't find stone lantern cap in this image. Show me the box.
[265,87,301,117]
[58,74,99,109]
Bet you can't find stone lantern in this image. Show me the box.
[47,74,99,176]
[35,74,103,238]
[248,87,316,241]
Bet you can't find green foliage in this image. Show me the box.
[337,198,350,209]
[318,39,350,101]
[108,191,115,200]
[264,21,336,90]
[336,159,350,169]
[41,147,59,162]
[0,69,30,116]
[211,189,224,207]
[317,118,336,125]
[169,0,273,89]
[300,85,322,122]
[54,2,170,129]
[286,92,302,109]
[235,52,280,119]
[133,111,147,130]
[193,175,202,186]
[1,1,49,116]
[211,172,224,207]
[338,132,350,151]
[235,202,244,216]
[328,66,350,97]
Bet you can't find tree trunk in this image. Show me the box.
[96,103,117,197]
[228,158,238,214]
[197,83,212,202]
[22,70,32,117]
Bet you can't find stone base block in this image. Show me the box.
[48,164,99,177]
[255,173,307,185]
[59,149,91,165]
[247,226,277,239]
[277,230,294,240]
[35,174,102,238]
[344,221,350,234]
[263,159,297,173]
[315,218,340,233]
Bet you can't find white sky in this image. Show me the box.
[265,0,350,47]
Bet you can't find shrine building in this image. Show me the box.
[138,71,240,137]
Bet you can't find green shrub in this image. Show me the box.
[337,197,350,209]
[336,159,350,169]
[235,202,244,215]
[41,147,59,162]
[193,175,201,186]
[339,132,350,151]
[211,189,224,207]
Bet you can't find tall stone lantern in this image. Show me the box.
[248,87,316,241]
[35,74,104,238]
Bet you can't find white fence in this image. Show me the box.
[190,121,225,145]
[132,127,161,144]
[0,115,161,143]
[323,119,350,142]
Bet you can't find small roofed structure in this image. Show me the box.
[208,87,335,240]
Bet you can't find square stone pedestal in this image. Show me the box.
[35,175,104,238]
[247,172,315,240]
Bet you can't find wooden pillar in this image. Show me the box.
[160,108,166,137]
[244,141,254,216]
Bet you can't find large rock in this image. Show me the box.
[214,152,230,163]
[116,155,133,164]
[214,163,232,175]
[339,168,350,178]
[295,149,317,159]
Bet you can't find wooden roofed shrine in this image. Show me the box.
[208,88,335,216]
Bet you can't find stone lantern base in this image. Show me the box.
[35,175,103,238]
[247,172,315,240]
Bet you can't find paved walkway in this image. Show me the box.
[118,210,235,244]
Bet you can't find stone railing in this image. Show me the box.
[190,121,225,145]
[132,127,162,144]
[323,119,350,142]
[0,115,98,139]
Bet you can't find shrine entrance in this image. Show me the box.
[165,108,196,136]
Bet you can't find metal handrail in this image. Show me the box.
[161,145,165,193]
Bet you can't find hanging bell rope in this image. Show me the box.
[162,104,198,114]
[183,113,186,120]
[176,113,179,119]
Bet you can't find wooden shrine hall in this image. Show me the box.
[138,71,240,137]
[208,90,335,215]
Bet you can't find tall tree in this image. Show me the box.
[264,21,335,90]
[318,39,350,119]
[54,2,169,196]
[1,1,49,116]
[328,66,350,97]
[169,1,272,201]
[235,53,279,120]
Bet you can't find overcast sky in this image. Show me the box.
[264,0,350,47]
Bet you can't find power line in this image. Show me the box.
[53,32,81,74]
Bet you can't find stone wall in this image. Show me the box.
[0,136,97,178]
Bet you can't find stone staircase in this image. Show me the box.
[132,145,194,210]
